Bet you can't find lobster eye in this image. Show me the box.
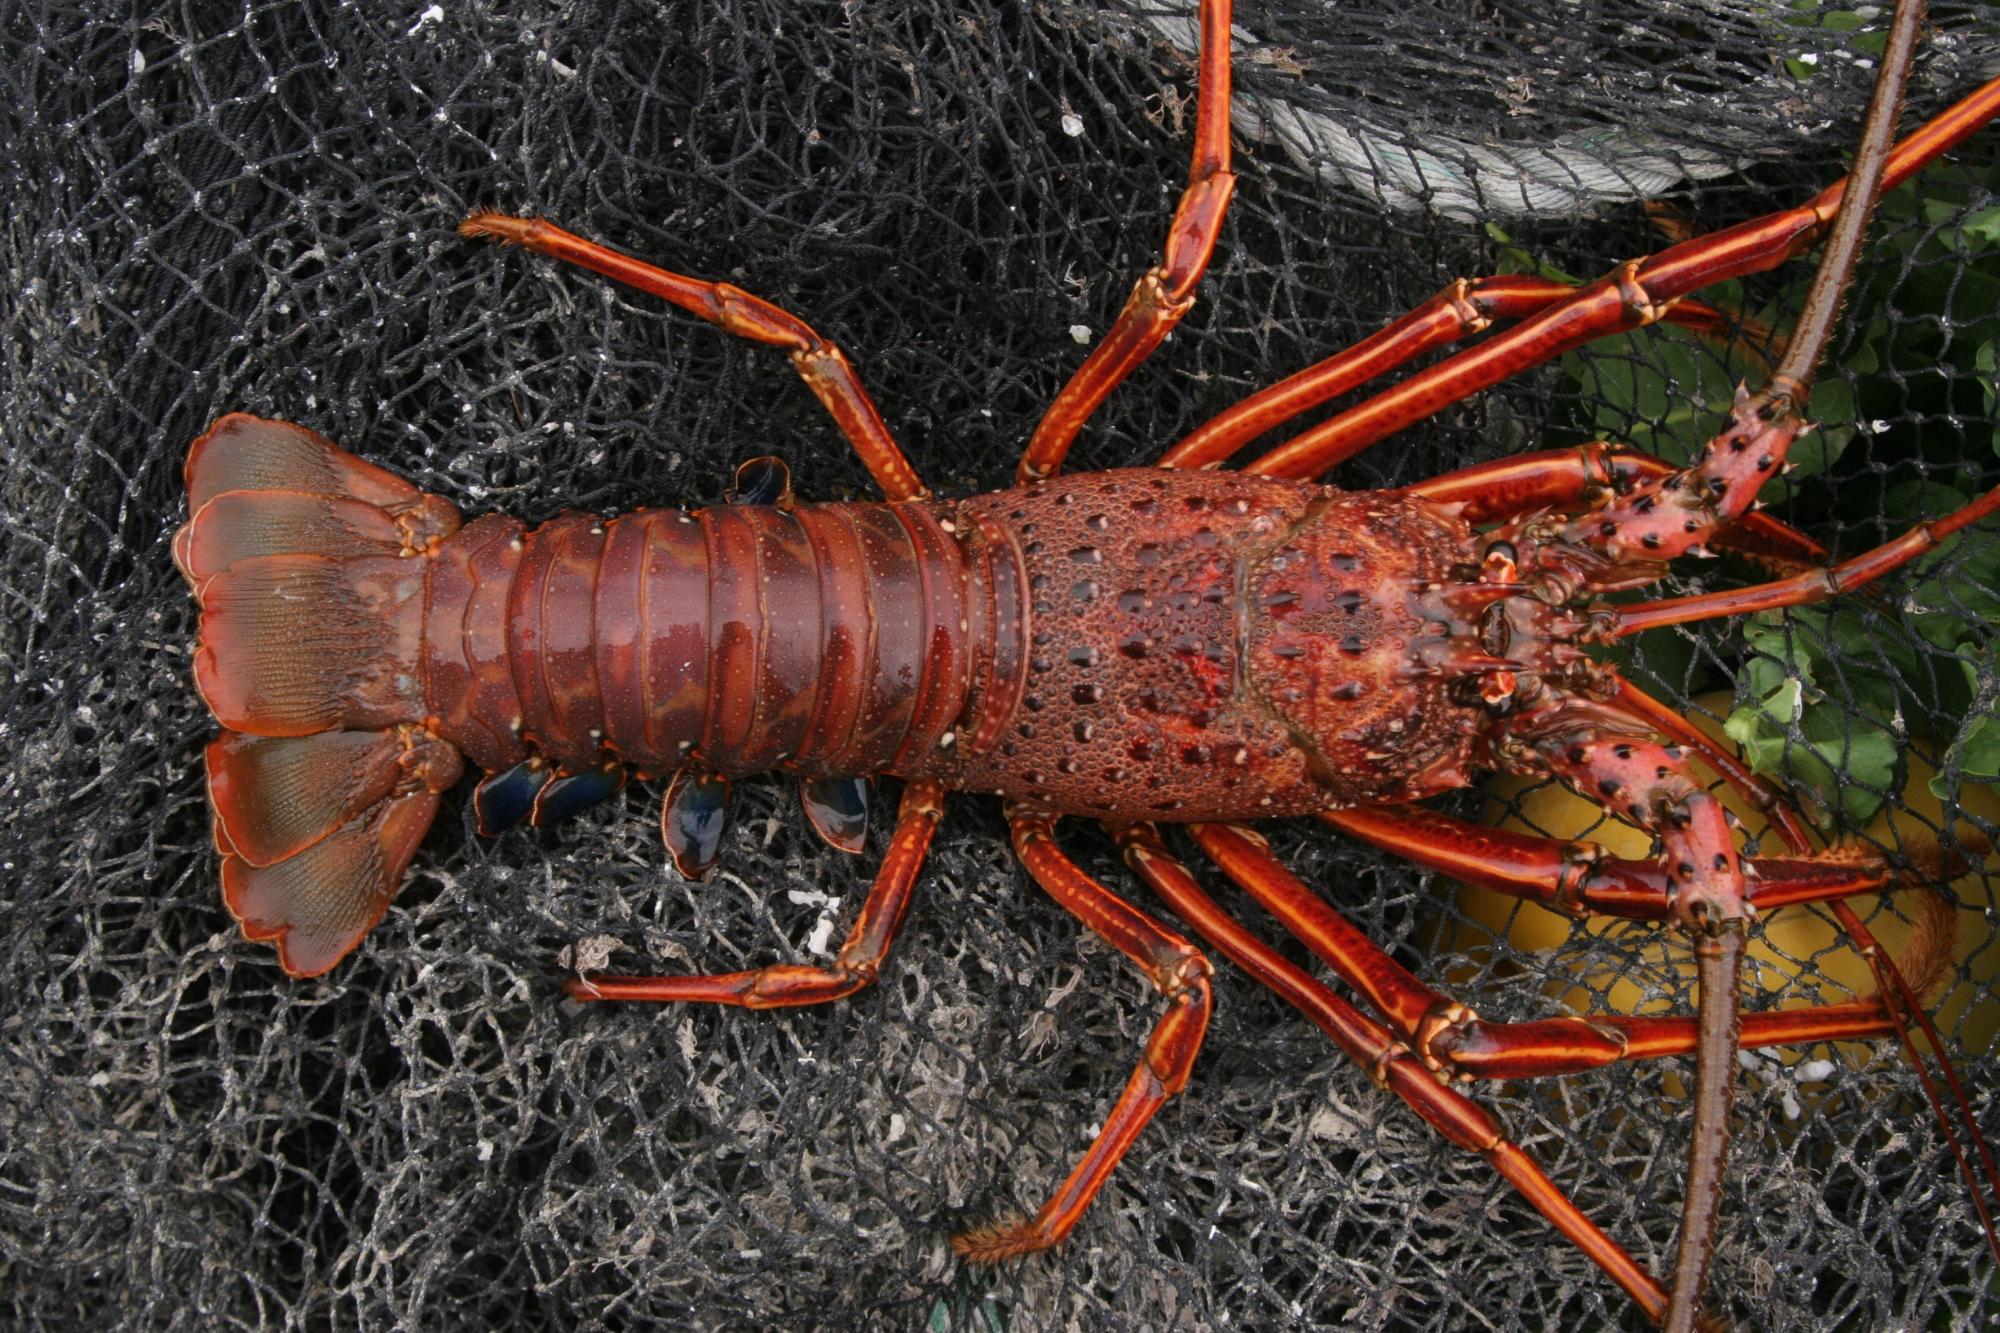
[1480,539,1521,585]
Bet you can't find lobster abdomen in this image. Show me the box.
[427,499,991,780]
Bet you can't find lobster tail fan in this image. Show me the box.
[213,728,463,977]
[177,414,462,736]
[207,730,416,865]
[176,490,408,578]
[176,413,462,590]
[179,413,470,973]
[191,552,432,735]
[183,413,451,518]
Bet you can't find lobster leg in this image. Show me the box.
[1188,821,1449,1043]
[1190,817,1919,1083]
[1609,483,2000,637]
[459,212,929,502]
[1236,73,2000,482]
[953,811,1213,1260]
[562,780,942,1007]
[1404,443,1829,577]
[1320,803,1921,922]
[1416,1004,1908,1083]
[1015,0,1235,482]
[1110,822,1677,1325]
[1157,279,1741,470]
[1316,803,1953,1080]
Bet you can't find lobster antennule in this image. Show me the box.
[181,414,470,974]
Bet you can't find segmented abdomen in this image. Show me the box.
[424,499,1005,781]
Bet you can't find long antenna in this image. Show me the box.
[1762,0,1925,411]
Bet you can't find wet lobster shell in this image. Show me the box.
[431,466,1492,815]
[175,411,1522,980]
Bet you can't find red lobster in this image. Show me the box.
[175,1,2000,1326]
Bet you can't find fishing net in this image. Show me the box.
[3,0,1997,1328]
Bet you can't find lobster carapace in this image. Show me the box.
[177,0,2000,1325]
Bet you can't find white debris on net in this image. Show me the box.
[1737,1048,1839,1121]
[806,899,841,956]
[1015,963,1087,1054]
[1305,1098,1368,1146]
[555,933,623,976]
[535,48,578,80]
[787,887,844,957]
[1068,323,1092,344]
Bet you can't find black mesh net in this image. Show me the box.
[4,1,1998,1328]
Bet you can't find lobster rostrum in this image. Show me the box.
[175,1,2000,1326]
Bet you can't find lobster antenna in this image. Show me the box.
[1761,0,1924,412]
[1664,4,1927,1330]
[1743,0,2000,1274]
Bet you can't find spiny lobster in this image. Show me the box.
[174,1,2000,1325]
